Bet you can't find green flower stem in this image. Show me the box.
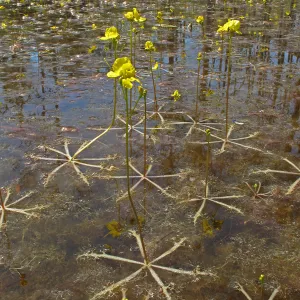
[123,86,149,264]
[205,132,210,198]
[149,52,158,112]
[129,23,133,133]
[113,39,118,125]
[225,34,232,139]
[130,22,133,62]
[143,91,147,214]
[196,58,201,118]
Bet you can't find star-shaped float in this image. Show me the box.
[33,140,115,185]
[180,183,244,225]
[236,282,280,300]
[79,231,214,299]
[245,181,272,199]
[97,162,185,202]
[0,189,45,230]
[168,114,223,137]
[190,124,263,154]
[254,157,300,195]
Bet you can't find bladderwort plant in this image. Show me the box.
[33,141,115,185]
[190,20,263,154]
[79,231,214,299]
[217,19,241,140]
[145,41,158,112]
[180,130,245,225]
[106,56,149,261]
[78,57,211,299]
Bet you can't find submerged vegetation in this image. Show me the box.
[0,0,299,299]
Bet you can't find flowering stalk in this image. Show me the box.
[145,41,158,112]
[107,57,149,264]
[217,20,241,138]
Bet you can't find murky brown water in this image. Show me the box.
[0,0,299,299]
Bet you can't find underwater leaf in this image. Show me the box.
[212,219,224,230]
[106,220,123,237]
[202,219,214,236]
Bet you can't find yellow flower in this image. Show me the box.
[145,41,156,52]
[197,52,202,60]
[157,11,163,23]
[50,26,58,30]
[124,8,146,22]
[92,23,97,30]
[171,90,181,101]
[99,26,119,40]
[133,7,146,22]
[1,22,7,29]
[124,11,134,21]
[88,45,97,54]
[107,57,140,89]
[217,19,241,34]
[152,62,158,70]
[0,5,5,9]
[196,15,204,24]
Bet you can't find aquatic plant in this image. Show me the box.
[33,141,115,185]
[245,182,272,199]
[190,124,264,154]
[79,231,214,299]
[254,157,300,195]
[145,41,158,112]
[96,162,184,201]
[181,182,244,225]
[0,188,45,231]
[214,20,250,152]
[236,282,280,300]
[169,114,222,137]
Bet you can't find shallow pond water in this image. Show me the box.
[0,0,300,299]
